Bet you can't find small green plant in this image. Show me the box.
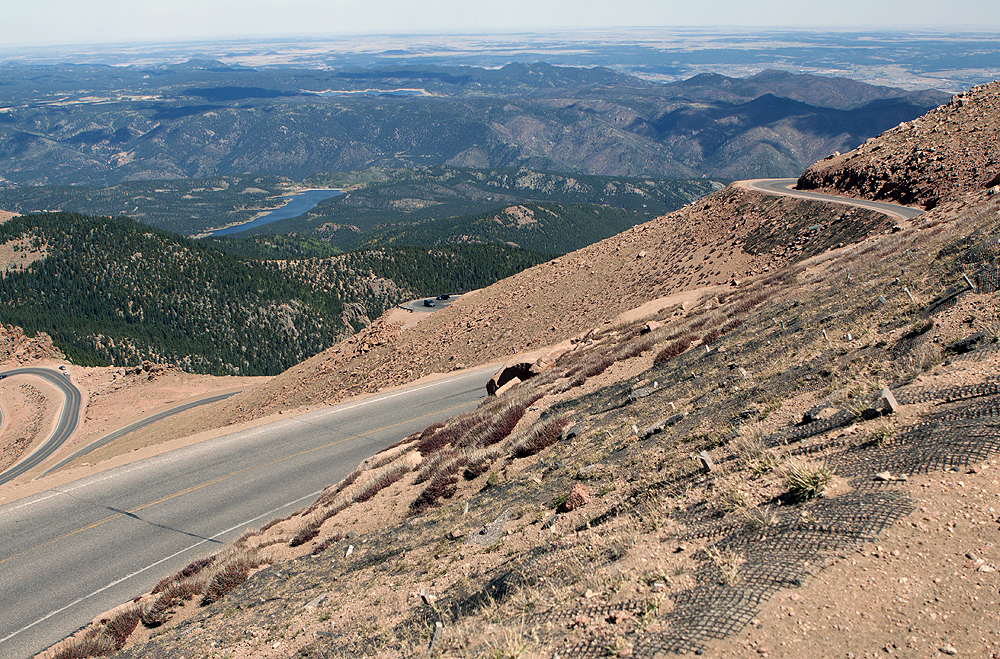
[717,487,749,513]
[601,635,633,657]
[734,428,779,477]
[481,629,528,659]
[784,459,832,501]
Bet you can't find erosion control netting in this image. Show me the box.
[976,267,1000,293]
[525,376,1000,657]
[520,224,1000,656]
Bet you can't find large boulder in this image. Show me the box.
[487,340,573,395]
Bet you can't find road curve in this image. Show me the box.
[0,364,495,658]
[745,178,924,220]
[0,368,83,486]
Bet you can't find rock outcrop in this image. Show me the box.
[487,340,574,396]
[798,80,1000,209]
[0,324,62,367]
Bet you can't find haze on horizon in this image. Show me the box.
[3,0,998,48]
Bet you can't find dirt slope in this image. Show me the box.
[213,186,893,425]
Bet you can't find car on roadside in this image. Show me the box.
[436,294,450,300]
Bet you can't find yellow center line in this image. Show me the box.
[1,400,475,566]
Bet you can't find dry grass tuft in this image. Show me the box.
[706,547,746,586]
[653,334,693,365]
[784,459,833,502]
[200,549,262,606]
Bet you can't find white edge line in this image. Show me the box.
[6,365,493,513]
[0,488,324,648]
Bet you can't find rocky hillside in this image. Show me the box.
[798,80,1000,209]
[212,185,894,424]
[37,83,1000,659]
[0,324,62,367]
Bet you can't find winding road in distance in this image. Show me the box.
[0,180,923,659]
[0,368,82,486]
[745,178,924,221]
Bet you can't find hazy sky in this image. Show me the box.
[3,0,997,47]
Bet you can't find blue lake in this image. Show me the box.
[209,188,342,236]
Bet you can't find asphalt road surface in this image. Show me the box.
[40,390,243,477]
[0,368,82,486]
[745,178,924,220]
[0,365,494,658]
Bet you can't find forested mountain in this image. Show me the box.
[0,175,291,235]
[258,167,722,247]
[0,213,549,374]
[0,62,948,187]
[0,167,720,241]
[346,202,648,254]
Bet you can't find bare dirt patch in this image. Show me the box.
[0,377,60,472]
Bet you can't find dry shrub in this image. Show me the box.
[151,556,214,594]
[312,532,345,556]
[101,606,141,650]
[414,448,456,485]
[418,412,489,456]
[409,468,460,515]
[462,444,506,480]
[200,550,261,606]
[50,635,116,659]
[653,335,693,365]
[143,557,215,626]
[614,333,657,360]
[730,288,773,314]
[350,461,411,504]
[313,464,365,507]
[257,517,282,533]
[289,519,323,548]
[689,312,721,331]
[508,416,570,459]
[139,594,173,628]
[415,421,448,455]
[462,392,544,451]
[158,578,205,605]
[702,317,742,344]
[289,500,350,547]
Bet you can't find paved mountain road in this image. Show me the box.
[0,365,495,658]
[745,178,924,220]
[0,368,83,486]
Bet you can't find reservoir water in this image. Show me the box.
[209,188,342,236]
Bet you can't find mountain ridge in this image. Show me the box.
[0,65,947,188]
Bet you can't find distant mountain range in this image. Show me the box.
[0,62,949,187]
